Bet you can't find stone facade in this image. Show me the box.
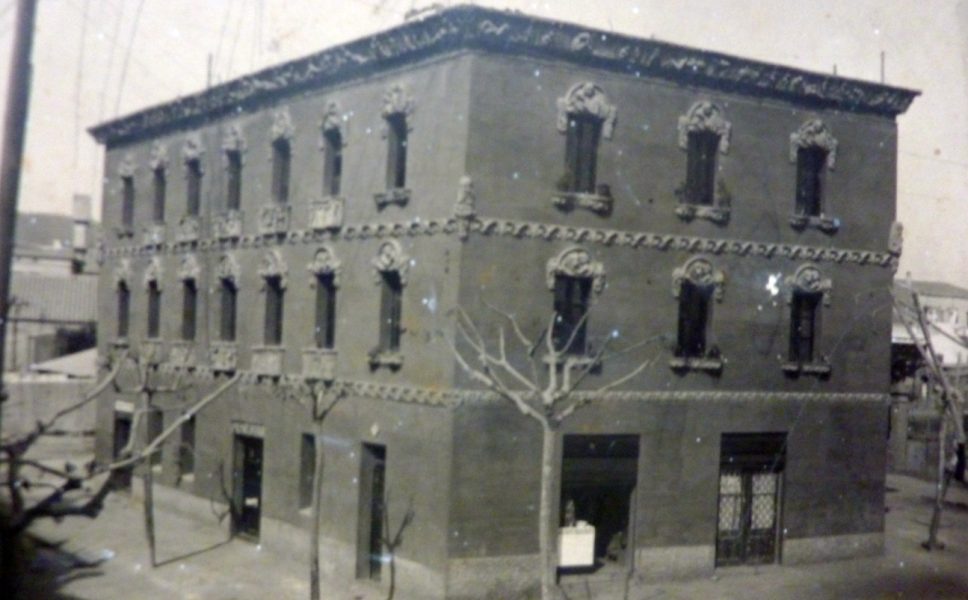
[90,6,916,599]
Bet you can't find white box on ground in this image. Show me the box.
[558,523,595,567]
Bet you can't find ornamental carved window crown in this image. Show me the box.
[784,264,831,305]
[320,100,346,138]
[117,154,136,178]
[556,82,617,139]
[380,85,415,135]
[270,108,294,142]
[113,259,132,287]
[672,256,725,301]
[182,134,205,164]
[545,247,606,295]
[257,249,289,289]
[177,254,201,282]
[143,257,163,290]
[222,124,246,154]
[148,142,169,171]
[371,239,410,285]
[790,119,838,169]
[307,246,343,288]
[215,253,241,284]
[678,101,731,154]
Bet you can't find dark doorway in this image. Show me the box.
[112,412,133,489]
[356,443,387,580]
[232,435,264,540]
[560,434,639,573]
[716,432,786,567]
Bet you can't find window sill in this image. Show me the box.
[251,346,285,376]
[669,355,723,373]
[542,352,602,372]
[176,215,200,243]
[309,196,344,231]
[212,210,243,240]
[258,204,291,236]
[140,339,166,363]
[675,203,730,225]
[210,342,238,372]
[368,349,403,371]
[374,188,410,209]
[781,360,831,377]
[789,213,840,234]
[169,341,196,366]
[302,347,337,382]
[550,190,613,216]
[114,226,134,239]
[142,223,165,247]
[111,338,130,349]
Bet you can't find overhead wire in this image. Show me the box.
[113,0,148,116]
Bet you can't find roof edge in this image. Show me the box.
[89,5,920,147]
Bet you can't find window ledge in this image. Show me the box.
[675,203,730,225]
[251,346,285,376]
[212,209,243,240]
[114,225,134,239]
[368,349,403,370]
[308,196,344,231]
[781,359,831,377]
[175,215,200,243]
[140,339,166,364]
[169,341,196,366]
[374,188,410,209]
[542,352,602,372]
[669,355,723,373]
[141,223,165,247]
[258,204,291,236]
[302,347,337,382]
[111,338,130,349]
[789,213,840,234]
[551,190,613,216]
[210,342,238,372]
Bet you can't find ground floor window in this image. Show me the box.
[112,411,133,488]
[232,434,264,540]
[356,443,386,580]
[716,432,786,567]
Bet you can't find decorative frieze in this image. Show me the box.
[308,196,344,231]
[213,210,243,240]
[546,247,606,295]
[302,348,337,382]
[251,346,285,376]
[210,342,238,372]
[258,203,291,236]
[176,215,200,243]
[785,263,832,305]
[672,256,724,301]
[678,101,731,153]
[556,82,617,139]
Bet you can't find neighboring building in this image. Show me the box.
[89,6,916,598]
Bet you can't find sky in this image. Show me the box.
[0,0,966,284]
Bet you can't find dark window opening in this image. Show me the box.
[796,146,827,217]
[186,159,202,216]
[271,139,291,204]
[264,276,284,346]
[553,275,591,355]
[179,415,195,476]
[315,274,337,349]
[117,282,130,338]
[299,433,315,509]
[789,292,820,363]
[564,115,602,194]
[112,413,133,488]
[324,129,343,197]
[219,279,237,342]
[356,443,386,581]
[121,176,135,229]
[677,281,710,358]
[385,114,407,189]
[182,280,198,341]
[379,272,402,352]
[226,150,242,211]
[685,130,719,206]
[147,281,161,339]
[152,168,166,222]
[233,434,263,539]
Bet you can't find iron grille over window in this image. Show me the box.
[182,280,198,341]
[789,292,820,363]
[219,280,237,342]
[676,280,710,358]
[186,159,202,216]
[152,168,166,222]
[147,281,161,339]
[117,282,130,338]
[315,273,337,349]
[564,114,602,194]
[271,139,291,204]
[121,176,135,229]
[385,113,407,189]
[324,129,343,197]
[299,433,315,509]
[379,271,402,352]
[685,130,719,206]
[553,275,591,355]
[226,150,242,211]
[264,276,285,346]
[795,146,827,217]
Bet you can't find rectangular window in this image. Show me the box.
[180,415,195,476]
[299,433,315,509]
[226,150,242,211]
[271,139,291,204]
[315,274,337,349]
[112,412,133,488]
[121,176,135,229]
[677,281,709,358]
[324,129,343,197]
[147,281,161,339]
[564,115,601,194]
[264,276,285,346]
[385,114,407,189]
[182,279,198,341]
[356,443,386,581]
[147,408,164,466]
[552,275,591,355]
[795,146,826,216]
[686,131,719,206]
[220,280,237,342]
[152,168,166,222]
[379,272,402,352]
[186,159,202,216]
[789,292,820,363]
[117,282,130,338]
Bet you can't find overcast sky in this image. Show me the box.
[0,0,966,283]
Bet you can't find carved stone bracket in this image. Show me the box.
[258,204,291,236]
[307,245,342,287]
[140,340,166,364]
[371,239,410,285]
[213,210,243,240]
[113,259,132,287]
[374,188,411,209]
[210,342,238,372]
[258,249,288,289]
[169,341,196,366]
[556,82,617,139]
[302,348,337,382]
[781,356,831,377]
[309,196,344,231]
[675,176,732,225]
[788,213,840,234]
[148,141,169,171]
[784,263,832,305]
[182,133,205,167]
[454,176,476,240]
[669,355,724,373]
[546,247,606,295]
[177,253,201,282]
[320,100,346,139]
[176,215,200,243]
[678,101,731,153]
[215,253,240,285]
[551,189,613,216]
[368,349,403,371]
[672,256,724,301]
[270,108,294,142]
[790,119,838,168]
[380,84,415,135]
[143,257,163,290]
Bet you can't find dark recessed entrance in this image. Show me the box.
[560,434,639,574]
[112,412,132,489]
[232,434,264,540]
[357,443,387,580]
[716,432,786,567]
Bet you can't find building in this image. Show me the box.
[88,6,917,598]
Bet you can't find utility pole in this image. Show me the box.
[0,0,40,411]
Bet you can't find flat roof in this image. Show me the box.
[90,5,919,147]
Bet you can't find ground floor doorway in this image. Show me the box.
[356,443,387,581]
[112,412,132,488]
[232,434,264,540]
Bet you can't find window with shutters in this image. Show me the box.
[219,279,238,342]
[324,129,343,197]
[379,272,402,353]
[147,281,161,339]
[315,273,337,350]
[271,138,291,204]
[117,281,130,338]
[782,264,831,375]
[182,279,197,341]
[264,276,284,346]
[553,275,591,355]
[186,158,202,216]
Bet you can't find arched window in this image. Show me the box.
[371,241,409,364]
[554,82,616,213]
[215,254,240,342]
[545,247,606,356]
[143,258,163,340]
[258,250,288,346]
[789,120,839,232]
[671,257,725,372]
[270,109,294,205]
[375,86,414,209]
[676,101,731,223]
[149,142,168,223]
[308,246,342,350]
[783,264,832,375]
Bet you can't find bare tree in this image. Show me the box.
[893,288,967,550]
[448,305,661,600]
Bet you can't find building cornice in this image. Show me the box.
[89,6,918,147]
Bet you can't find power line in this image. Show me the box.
[72,0,91,169]
[113,0,148,117]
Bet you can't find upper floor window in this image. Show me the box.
[271,137,291,204]
[677,280,711,358]
[215,254,240,343]
[789,291,819,363]
[149,143,168,223]
[676,102,731,223]
[323,128,343,197]
[223,125,246,212]
[671,257,725,371]
[264,276,285,345]
[555,82,616,202]
[784,264,832,374]
[371,240,409,363]
[147,280,161,339]
[299,433,315,509]
[121,176,135,229]
[315,273,337,350]
[117,281,130,338]
[186,158,202,216]
[545,247,606,357]
[795,146,827,217]
[685,131,719,206]
[181,279,198,341]
[789,119,839,232]
[380,85,414,192]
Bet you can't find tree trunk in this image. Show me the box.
[538,422,561,600]
[143,465,157,566]
[309,420,325,600]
